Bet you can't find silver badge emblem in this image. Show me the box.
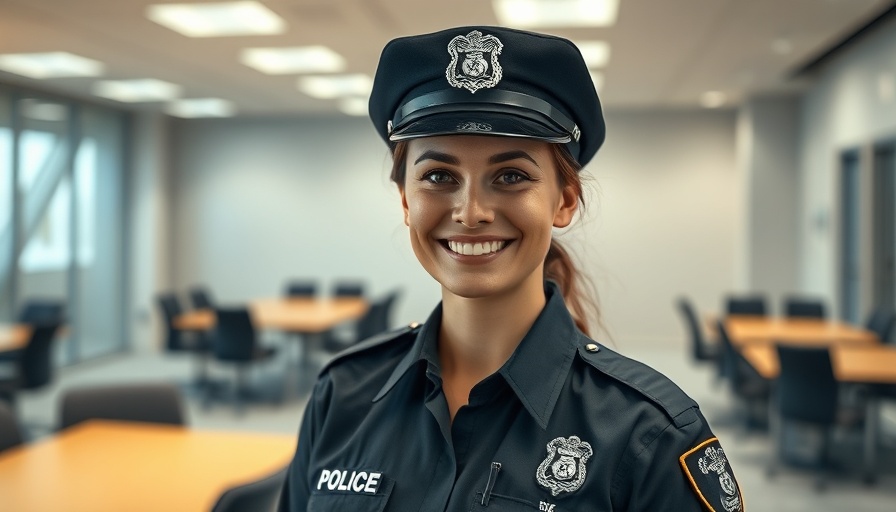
[446,30,503,93]
[536,436,593,497]
[456,121,492,132]
[698,446,742,512]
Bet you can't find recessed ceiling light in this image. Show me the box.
[240,46,345,74]
[297,74,373,99]
[700,91,726,108]
[589,71,604,92]
[493,0,619,28]
[338,97,369,117]
[575,41,611,68]
[166,98,236,118]
[0,52,104,79]
[146,1,286,37]
[92,79,182,102]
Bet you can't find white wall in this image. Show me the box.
[799,14,896,316]
[168,110,742,349]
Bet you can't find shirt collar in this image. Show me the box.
[373,282,583,429]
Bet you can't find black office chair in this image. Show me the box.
[17,299,65,326]
[716,320,770,429]
[783,297,827,319]
[725,295,767,316]
[676,297,718,364]
[284,280,318,298]
[211,308,278,413]
[157,293,196,352]
[322,290,401,354]
[866,307,895,345]
[331,281,365,298]
[59,382,187,430]
[189,286,215,310]
[211,466,288,512]
[0,322,62,407]
[0,401,23,453]
[770,344,849,489]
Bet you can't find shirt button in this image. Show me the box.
[584,343,600,353]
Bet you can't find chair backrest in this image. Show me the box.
[0,401,23,453]
[783,297,826,319]
[866,307,895,344]
[676,297,709,361]
[18,299,65,326]
[332,281,365,298]
[157,293,186,351]
[59,382,187,430]
[357,290,400,341]
[775,344,838,425]
[19,322,62,390]
[189,287,214,310]
[284,281,317,298]
[725,295,767,316]
[213,308,257,361]
[210,466,288,512]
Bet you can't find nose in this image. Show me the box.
[452,183,495,227]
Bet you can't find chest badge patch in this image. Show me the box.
[445,30,503,93]
[680,438,743,512]
[536,435,593,497]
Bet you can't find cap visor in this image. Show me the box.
[389,112,571,143]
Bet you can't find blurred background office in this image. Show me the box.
[2,1,896,510]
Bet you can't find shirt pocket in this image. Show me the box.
[308,479,394,512]
[469,492,540,511]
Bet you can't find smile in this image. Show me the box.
[446,240,507,256]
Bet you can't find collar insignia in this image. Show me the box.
[445,30,503,93]
[536,435,593,497]
[680,438,743,512]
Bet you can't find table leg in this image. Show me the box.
[863,396,880,484]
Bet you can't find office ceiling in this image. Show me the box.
[0,0,893,116]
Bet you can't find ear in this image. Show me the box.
[400,187,410,226]
[552,184,578,228]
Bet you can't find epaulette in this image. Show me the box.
[318,322,421,377]
[576,339,699,428]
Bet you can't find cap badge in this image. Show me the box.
[456,121,492,133]
[446,30,503,93]
[536,435,593,497]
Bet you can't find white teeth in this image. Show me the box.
[447,240,506,255]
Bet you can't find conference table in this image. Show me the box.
[0,420,296,512]
[724,315,893,482]
[173,296,368,334]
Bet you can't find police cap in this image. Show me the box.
[368,26,606,167]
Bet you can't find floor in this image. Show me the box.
[13,341,896,511]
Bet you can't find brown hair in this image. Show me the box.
[389,140,599,336]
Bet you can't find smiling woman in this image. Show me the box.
[278,26,744,512]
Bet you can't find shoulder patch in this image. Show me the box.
[679,437,744,512]
[318,324,419,377]
[577,340,699,427]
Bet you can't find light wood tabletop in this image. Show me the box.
[724,315,878,347]
[0,420,296,512]
[0,323,31,353]
[173,297,368,334]
[740,343,896,383]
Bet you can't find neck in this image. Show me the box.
[438,277,547,384]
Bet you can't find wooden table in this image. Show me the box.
[0,420,296,512]
[0,323,31,353]
[174,297,368,333]
[724,315,878,347]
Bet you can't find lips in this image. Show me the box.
[445,240,508,256]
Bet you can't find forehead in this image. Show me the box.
[406,135,554,163]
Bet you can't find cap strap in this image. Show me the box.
[392,89,581,142]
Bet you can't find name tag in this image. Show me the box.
[316,468,383,494]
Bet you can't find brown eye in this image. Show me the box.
[423,170,455,184]
[497,170,529,185]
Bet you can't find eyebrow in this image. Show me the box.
[488,150,539,167]
[414,150,460,165]
[413,149,540,167]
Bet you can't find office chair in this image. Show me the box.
[59,382,187,430]
[188,286,215,310]
[211,466,288,512]
[676,297,719,364]
[716,320,770,429]
[0,322,62,408]
[284,280,318,298]
[17,299,66,326]
[211,308,278,413]
[770,344,849,489]
[0,401,23,453]
[725,295,767,316]
[157,293,196,352]
[866,307,895,345]
[783,297,827,319]
[331,280,365,298]
[322,290,401,355]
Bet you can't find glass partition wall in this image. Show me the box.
[0,85,128,363]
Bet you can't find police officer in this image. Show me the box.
[278,26,743,511]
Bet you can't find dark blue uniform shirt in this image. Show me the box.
[279,283,743,511]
